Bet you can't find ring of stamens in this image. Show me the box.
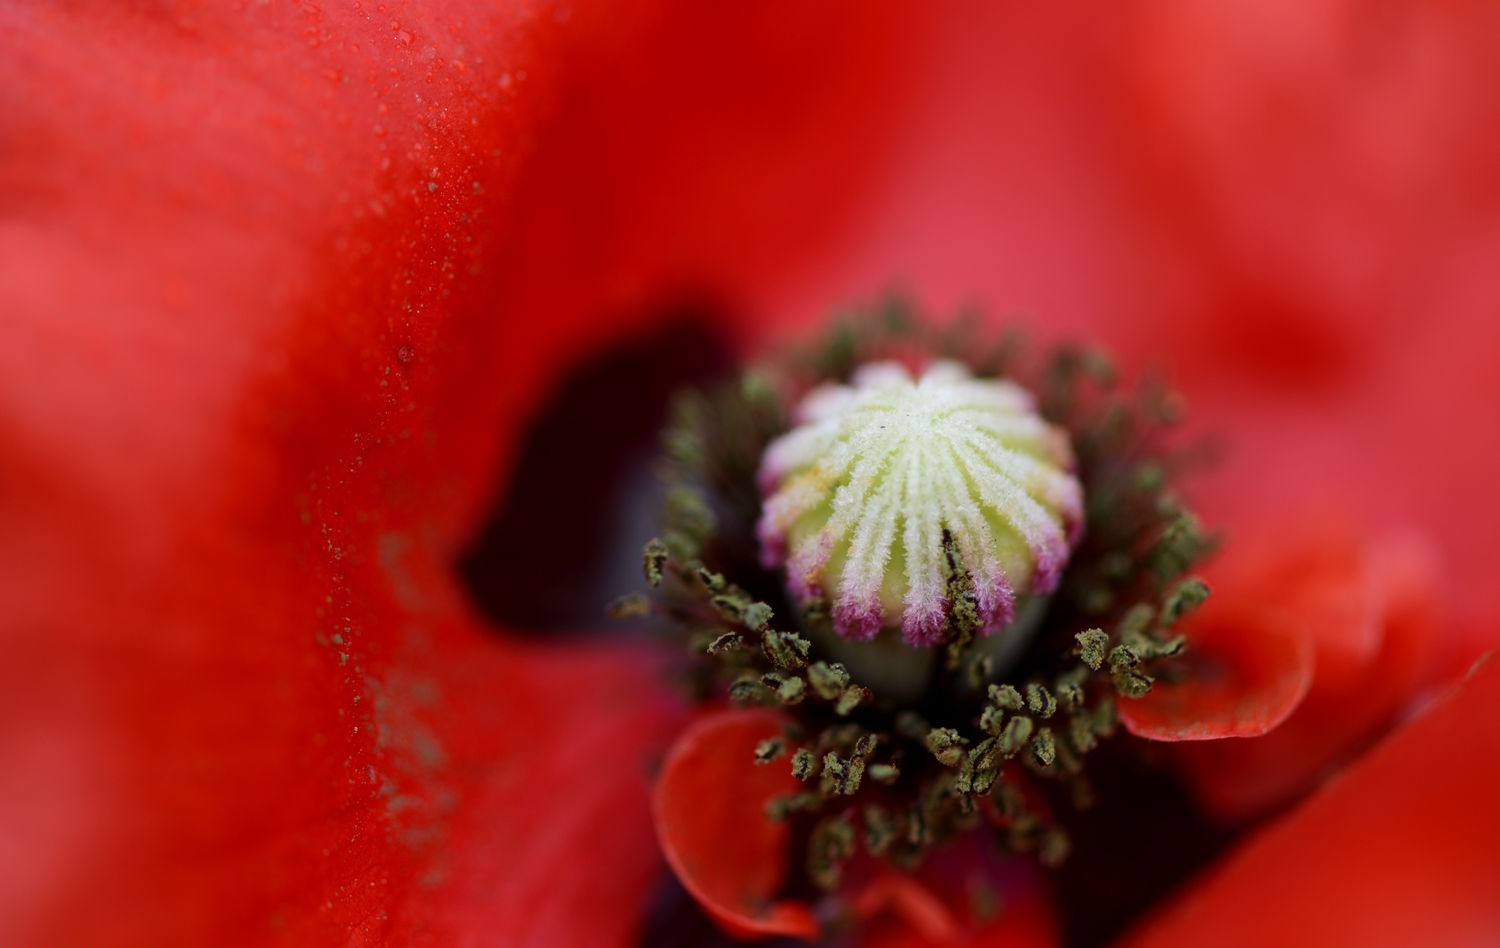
[625,311,1212,897]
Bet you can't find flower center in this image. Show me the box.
[626,309,1212,898]
[758,359,1083,646]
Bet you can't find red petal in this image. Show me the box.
[1233,524,1384,691]
[1121,653,1500,948]
[652,708,819,941]
[425,640,682,948]
[1120,525,1406,744]
[0,1,582,546]
[1118,0,1500,625]
[5,589,680,947]
[1,5,696,943]
[1119,600,1313,743]
[857,857,1058,948]
[852,873,964,945]
[1171,534,1446,818]
[487,1,944,392]
[753,6,1155,346]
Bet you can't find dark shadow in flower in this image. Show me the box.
[638,873,833,948]
[458,307,732,632]
[1047,740,1243,948]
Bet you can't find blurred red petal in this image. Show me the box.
[753,6,1149,346]
[1121,0,1500,629]
[652,708,819,941]
[1120,524,1422,745]
[1173,533,1445,818]
[852,873,963,945]
[428,640,681,948]
[1121,653,1500,948]
[857,856,1058,948]
[1239,524,1384,691]
[487,0,940,389]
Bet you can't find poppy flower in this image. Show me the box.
[3,3,1498,948]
